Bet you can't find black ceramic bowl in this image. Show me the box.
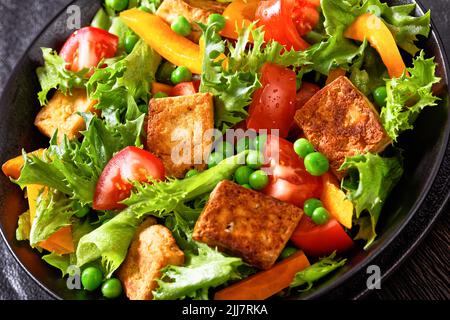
[0,0,448,300]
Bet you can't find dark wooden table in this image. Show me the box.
[0,0,448,300]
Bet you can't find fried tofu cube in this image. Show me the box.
[294,76,391,179]
[156,0,227,42]
[34,89,97,143]
[147,93,214,178]
[118,218,185,300]
[193,180,304,270]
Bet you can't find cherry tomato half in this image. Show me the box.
[60,26,118,73]
[93,146,165,211]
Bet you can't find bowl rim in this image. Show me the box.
[0,0,449,300]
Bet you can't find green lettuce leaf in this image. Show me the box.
[200,23,308,132]
[36,48,88,106]
[305,0,431,77]
[76,153,245,277]
[153,243,245,300]
[29,189,75,246]
[42,219,95,277]
[290,253,347,291]
[360,0,431,56]
[380,51,440,141]
[87,39,161,115]
[16,113,144,205]
[16,210,31,241]
[340,153,403,248]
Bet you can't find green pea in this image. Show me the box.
[171,66,192,84]
[280,246,298,259]
[246,150,264,169]
[185,169,199,178]
[236,137,255,153]
[234,166,254,185]
[293,138,315,158]
[208,152,223,168]
[207,14,226,31]
[303,198,323,217]
[373,86,387,107]
[81,267,103,291]
[242,184,252,189]
[304,152,329,176]
[171,16,192,37]
[101,278,123,299]
[311,207,330,225]
[254,134,267,152]
[214,141,234,158]
[91,8,111,30]
[153,91,168,99]
[106,0,129,11]
[73,202,90,218]
[157,61,177,83]
[124,33,139,54]
[249,170,269,190]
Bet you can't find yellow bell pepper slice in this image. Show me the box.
[2,149,45,180]
[220,0,259,41]
[344,13,407,78]
[321,173,353,229]
[120,9,202,74]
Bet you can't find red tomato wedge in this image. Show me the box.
[60,26,118,73]
[292,0,321,36]
[246,63,297,138]
[255,0,311,51]
[291,216,354,257]
[93,147,165,211]
[262,135,322,207]
[170,82,197,96]
[295,81,321,110]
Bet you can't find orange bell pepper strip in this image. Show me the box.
[220,0,259,41]
[120,9,202,74]
[320,172,353,229]
[326,68,347,85]
[151,82,173,96]
[39,226,75,255]
[344,13,407,78]
[214,251,310,300]
[2,149,45,180]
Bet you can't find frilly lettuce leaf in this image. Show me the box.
[290,252,347,291]
[153,244,245,300]
[29,189,76,246]
[16,210,31,241]
[380,52,440,141]
[340,153,403,248]
[36,48,88,106]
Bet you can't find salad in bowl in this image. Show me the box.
[1,0,440,300]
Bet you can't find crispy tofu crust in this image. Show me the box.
[156,0,227,42]
[118,219,185,300]
[193,180,304,270]
[294,76,391,179]
[34,89,97,143]
[147,93,214,178]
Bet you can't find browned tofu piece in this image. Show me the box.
[118,218,185,300]
[193,180,304,270]
[294,76,391,179]
[34,89,97,143]
[147,93,214,178]
[156,0,227,42]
